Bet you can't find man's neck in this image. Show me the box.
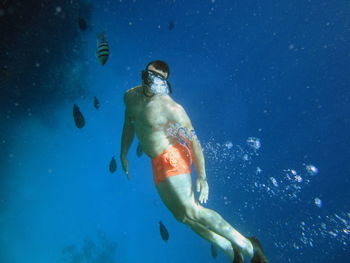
[142,85,155,97]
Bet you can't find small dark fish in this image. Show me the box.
[78,17,88,31]
[109,156,117,173]
[93,96,100,109]
[211,244,218,258]
[159,221,169,242]
[96,33,109,65]
[73,104,85,129]
[136,143,143,157]
[168,21,175,31]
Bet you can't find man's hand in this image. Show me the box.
[196,178,209,204]
[120,155,131,180]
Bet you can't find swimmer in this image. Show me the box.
[120,60,268,263]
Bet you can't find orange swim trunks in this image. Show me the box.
[152,143,192,185]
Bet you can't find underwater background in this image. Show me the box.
[1,0,349,262]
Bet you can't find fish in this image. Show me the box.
[159,221,169,242]
[168,21,175,31]
[96,33,109,65]
[78,17,88,31]
[109,156,117,173]
[72,104,85,129]
[211,244,218,258]
[136,143,143,157]
[93,96,100,109]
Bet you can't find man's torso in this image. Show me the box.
[125,86,180,158]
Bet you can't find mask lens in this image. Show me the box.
[142,70,171,94]
[142,70,165,85]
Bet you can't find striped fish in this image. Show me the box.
[96,33,109,65]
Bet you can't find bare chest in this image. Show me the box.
[130,97,169,128]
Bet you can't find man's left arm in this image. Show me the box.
[173,105,209,203]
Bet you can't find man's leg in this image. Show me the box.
[185,216,235,260]
[189,202,268,263]
[156,173,251,260]
[190,203,253,255]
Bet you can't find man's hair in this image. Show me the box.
[146,60,170,78]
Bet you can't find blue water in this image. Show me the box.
[1,0,349,262]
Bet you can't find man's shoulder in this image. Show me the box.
[166,97,183,109]
[125,86,142,95]
[124,86,142,102]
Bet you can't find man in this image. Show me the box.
[120,60,268,263]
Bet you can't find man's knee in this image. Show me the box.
[174,213,187,223]
[171,208,189,223]
[173,204,201,223]
[186,203,203,220]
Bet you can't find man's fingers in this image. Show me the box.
[199,189,207,204]
[199,193,207,204]
[205,185,209,202]
[122,160,129,174]
[121,159,130,179]
[201,185,209,204]
[202,191,208,203]
[197,180,209,204]
[196,180,200,192]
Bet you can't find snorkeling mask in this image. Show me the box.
[142,70,172,96]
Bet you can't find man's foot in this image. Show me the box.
[232,247,244,263]
[247,237,268,263]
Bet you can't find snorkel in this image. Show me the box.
[142,70,172,97]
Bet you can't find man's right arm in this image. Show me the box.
[120,94,135,179]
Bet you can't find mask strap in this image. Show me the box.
[167,81,172,94]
